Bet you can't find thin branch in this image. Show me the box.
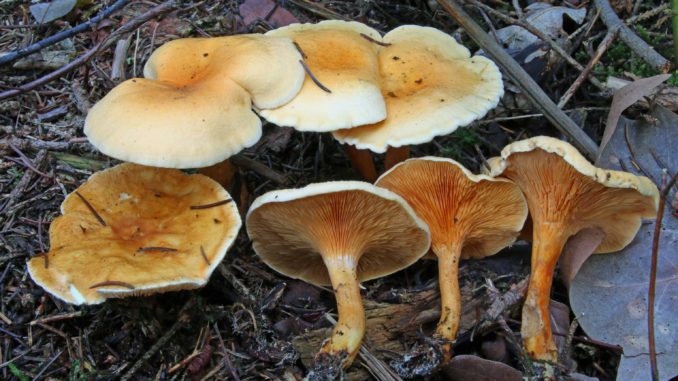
[0,1,176,101]
[436,0,599,158]
[594,0,671,72]
[90,280,135,289]
[190,199,233,210]
[299,59,331,93]
[74,191,106,227]
[464,0,606,90]
[558,28,619,108]
[649,172,678,381]
[360,33,391,46]
[0,0,129,66]
[137,247,178,253]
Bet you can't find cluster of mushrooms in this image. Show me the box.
[26,20,660,380]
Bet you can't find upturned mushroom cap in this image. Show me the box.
[27,163,241,305]
[488,136,659,252]
[143,35,305,109]
[85,35,304,168]
[487,136,658,361]
[377,157,527,257]
[246,181,430,286]
[333,25,503,153]
[376,157,527,367]
[258,21,387,131]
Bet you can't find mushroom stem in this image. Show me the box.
[342,144,377,182]
[384,146,410,170]
[434,243,462,360]
[522,223,568,362]
[198,159,237,189]
[319,255,365,367]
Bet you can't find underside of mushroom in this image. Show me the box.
[246,182,430,378]
[489,137,659,362]
[376,157,527,376]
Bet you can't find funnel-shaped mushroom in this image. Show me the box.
[246,182,430,375]
[27,163,241,305]
[85,35,304,169]
[488,136,659,361]
[376,157,527,363]
[333,25,503,175]
[259,20,386,131]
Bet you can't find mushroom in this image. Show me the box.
[258,20,387,131]
[27,163,241,305]
[257,20,387,182]
[246,181,430,377]
[487,136,659,361]
[85,34,304,175]
[376,157,527,368]
[333,25,503,179]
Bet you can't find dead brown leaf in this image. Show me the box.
[558,227,606,288]
[440,355,522,381]
[239,0,299,28]
[596,74,671,164]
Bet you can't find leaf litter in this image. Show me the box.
[570,105,678,381]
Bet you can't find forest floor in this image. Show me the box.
[0,0,675,380]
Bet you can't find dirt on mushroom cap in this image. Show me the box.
[27,163,241,305]
[259,21,387,131]
[332,25,504,153]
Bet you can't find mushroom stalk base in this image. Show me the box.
[390,244,461,378]
[434,244,462,360]
[316,256,365,369]
[522,223,567,362]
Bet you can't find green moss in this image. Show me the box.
[8,363,29,381]
[439,128,480,162]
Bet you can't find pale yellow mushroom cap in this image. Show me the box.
[259,21,387,131]
[143,35,305,109]
[246,181,431,286]
[333,25,504,153]
[27,163,241,305]
[85,77,261,168]
[86,35,304,168]
[488,136,659,253]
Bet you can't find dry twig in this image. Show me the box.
[0,0,129,66]
[648,172,678,381]
[558,28,620,109]
[436,0,599,158]
[594,0,671,72]
[463,0,606,90]
[0,1,177,101]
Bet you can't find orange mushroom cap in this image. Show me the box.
[259,21,387,131]
[28,163,241,305]
[377,157,527,361]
